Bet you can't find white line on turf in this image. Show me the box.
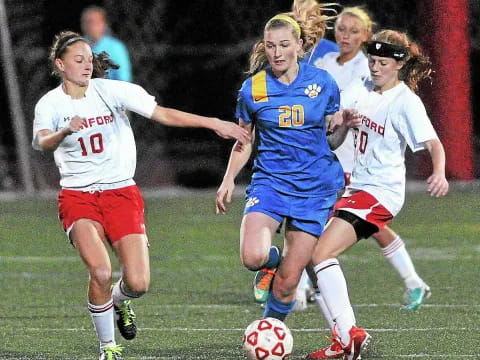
[0,250,476,263]
[23,326,480,332]
[5,303,480,309]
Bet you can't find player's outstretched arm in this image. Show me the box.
[216,122,254,214]
[151,106,251,144]
[425,138,449,197]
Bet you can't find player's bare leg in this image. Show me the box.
[373,226,431,310]
[240,213,281,303]
[111,234,150,340]
[72,219,120,356]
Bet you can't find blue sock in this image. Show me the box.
[263,246,280,269]
[263,293,296,321]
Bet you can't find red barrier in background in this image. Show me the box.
[417,0,474,180]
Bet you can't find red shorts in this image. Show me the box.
[58,185,146,243]
[334,190,393,230]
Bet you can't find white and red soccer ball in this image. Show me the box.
[243,317,293,360]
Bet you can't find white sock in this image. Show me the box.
[314,290,335,331]
[88,299,115,349]
[382,236,423,289]
[112,279,139,306]
[297,269,309,290]
[314,258,355,346]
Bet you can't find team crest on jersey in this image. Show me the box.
[246,197,260,207]
[304,84,321,98]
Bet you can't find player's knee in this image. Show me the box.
[89,266,112,288]
[312,248,341,265]
[242,253,268,271]
[124,275,149,296]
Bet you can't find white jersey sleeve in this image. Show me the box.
[392,92,438,152]
[93,79,157,118]
[32,88,61,150]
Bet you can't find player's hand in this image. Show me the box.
[216,177,235,214]
[342,109,362,128]
[426,173,449,197]
[327,111,344,132]
[62,115,85,135]
[213,119,251,145]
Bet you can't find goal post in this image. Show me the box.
[0,0,34,193]
[418,0,474,180]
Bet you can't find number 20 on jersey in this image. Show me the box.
[278,105,304,127]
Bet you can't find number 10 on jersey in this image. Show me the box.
[78,133,104,156]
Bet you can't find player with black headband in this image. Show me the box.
[305,29,449,360]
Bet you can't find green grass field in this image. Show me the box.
[0,188,479,359]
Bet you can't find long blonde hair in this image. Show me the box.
[247,3,336,76]
[373,30,432,92]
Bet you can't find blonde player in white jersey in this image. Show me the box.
[305,29,449,360]
[32,31,250,360]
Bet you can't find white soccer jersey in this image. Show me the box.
[316,51,370,91]
[314,51,370,173]
[33,78,157,188]
[341,79,439,216]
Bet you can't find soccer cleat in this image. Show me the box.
[305,337,344,359]
[253,268,277,303]
[99,344,123,360]
[342,326,371,360]
[114,300,137,340]
[402,283,431,310]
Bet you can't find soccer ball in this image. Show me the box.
[243,317,293,360]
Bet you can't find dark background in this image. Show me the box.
[2,0,479,189]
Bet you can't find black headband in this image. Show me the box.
[366,41,408,61]
[57,36,88,57]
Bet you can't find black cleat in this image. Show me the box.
[114,300,137,340]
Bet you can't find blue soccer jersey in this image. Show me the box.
[235,62,344,197]
[302,38,339,65]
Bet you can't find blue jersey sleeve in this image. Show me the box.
[324,73,340,115]
[234,79,253,123]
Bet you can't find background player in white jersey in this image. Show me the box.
[296,6,434,320]
[305,29,449,360]
[32,31,250,360]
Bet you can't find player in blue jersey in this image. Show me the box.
[216,10,360,323]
